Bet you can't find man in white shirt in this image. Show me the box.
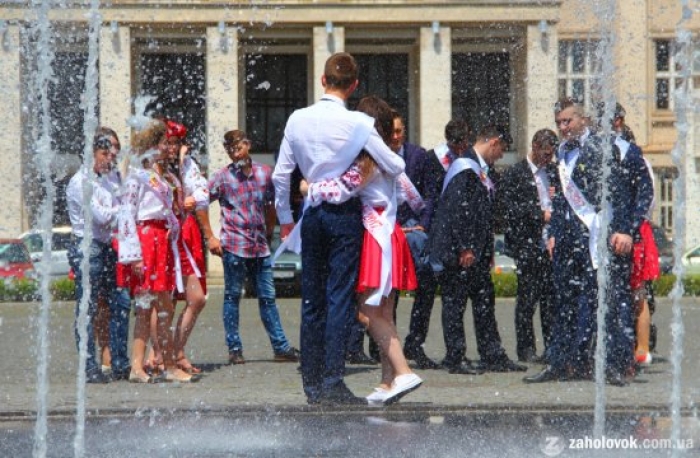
[66,128,130,383]
[272,52,404,405]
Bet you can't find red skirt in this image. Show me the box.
[112,238,136,293]
[175,214,207,300]
[631,220,660,290]
[357,222,417,293]
[135,220,175,293]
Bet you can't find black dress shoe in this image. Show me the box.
[477,359,528,372]
[408,349,441,370]
[444,360,485,375]
[86,370,111,384]
[523,366,563,383]
[606,371,629,387]
[346,352,378,365]
[318,382,366,405]
[518,351,545,364]
[111,366,132,381]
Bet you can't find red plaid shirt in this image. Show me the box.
[209,161,274,258]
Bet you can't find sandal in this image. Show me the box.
[128,371,153,384]
[176,357,202,375]
[163,369,201,383]
[143,359,164,376]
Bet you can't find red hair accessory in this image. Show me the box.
[166,120,187,139]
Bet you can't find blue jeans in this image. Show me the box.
[300,200,363,402]
[69,238,131,375]
[221,251,290,354]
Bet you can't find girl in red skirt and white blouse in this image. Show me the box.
[118,119,197,383]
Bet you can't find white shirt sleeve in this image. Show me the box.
[363,129,405,177]
[183,157,209,210]
[272,129,298,225]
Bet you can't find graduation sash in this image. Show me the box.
[442,158,494,195]
[558,160,601,269]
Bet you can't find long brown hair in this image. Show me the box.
[355,95,394,179]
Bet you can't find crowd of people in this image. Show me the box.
[66,51,660,407]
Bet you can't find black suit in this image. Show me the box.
[498,158,556,360]
[429,149,509,365]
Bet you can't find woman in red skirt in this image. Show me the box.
[305,96,424,405]
[118,119,197,383]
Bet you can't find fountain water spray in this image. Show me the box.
[30,1,55,457]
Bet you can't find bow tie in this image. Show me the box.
[562,140,580,152]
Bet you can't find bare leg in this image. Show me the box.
[95,295,111,369]
[130,307,150,378]
[634,288,651,357]
[174,275,206,371]
[155,291,191,381]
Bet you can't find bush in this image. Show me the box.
[646,274,700,297]
[492,272,517,297]
[0,278,39,302]
[50,277,76,301]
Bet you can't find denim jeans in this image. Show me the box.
[221,251,290,354]
[300,200,363,402]
[69,238,131,375]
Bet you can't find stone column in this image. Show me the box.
[614,0,648,146]
[312,25,344,102]
[99,25,131,148]
[418,25,451,150]
[0,25,24,236]
[523,23,558,154]
[205,25,239,278]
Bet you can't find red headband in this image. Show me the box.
[166,120,187,139]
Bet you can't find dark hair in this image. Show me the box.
[93,126,119,151]
[223,129,247,147]
[323,52,358,90]
[532,128,559,149]
[554,96,584,116]
[476,124,512,147]
[444,119,470,145]
[356,95,394,145]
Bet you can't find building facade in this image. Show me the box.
[0,1,698,274]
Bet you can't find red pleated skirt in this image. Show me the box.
[631,220,660,290]
[113,238,136,293]
[135,220,175,293]
[175,213,207,300]
[357,221,417,293]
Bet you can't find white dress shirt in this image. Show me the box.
[527,157,552,212]
[66,167,122,244]
[181,155,209,210]
[272,94,405,224]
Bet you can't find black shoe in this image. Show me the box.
[111,366,132,381]
[405,348,440,370]
[346,351,378,365]
[318,382,366,405]
[86,370,111,384]
[476,358,528,372]
[518,350,545,364]
[444,360,485,375]
[523,366,563,383]
[606,371,629,387]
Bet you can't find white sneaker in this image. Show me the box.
[366,387,388,407]
[383,373,422,405]
[636,352,652,366]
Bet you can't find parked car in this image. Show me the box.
[0,239,37,283]
[682,243,700,276]
[19,227,73,279]
[493,234,516,274]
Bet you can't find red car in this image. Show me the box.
[0,238,37,281]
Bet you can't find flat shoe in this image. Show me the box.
[128,371,153,384]
[383,373,422,405]
[163,371,201,383]
[366,387,388,406]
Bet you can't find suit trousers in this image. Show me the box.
[440,263,508,365]
[514,252,554,359]
[300,199,363,402]
[403,227,438,354]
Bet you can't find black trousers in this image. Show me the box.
[440,263,508,365]
[403,267,439,353]
[514,252,554,359]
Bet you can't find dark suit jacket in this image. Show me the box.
[429,148,494,269]
[397,142,435,230]
[498,159,558,261]
[549,132,633,245]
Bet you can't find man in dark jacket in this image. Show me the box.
[498,129,559,363]
[429,125,526,374]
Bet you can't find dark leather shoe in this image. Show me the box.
[477,359,527,372]
[606,371,629,387]
[346,351,378,365]
[86,370,111,384]
[518,350,545,364]
[444,360,485,375]
[523,366,563,383]
[228,351,245,365]
[406,349,441,370]
[318,382,366,405]
[274,347,300,362]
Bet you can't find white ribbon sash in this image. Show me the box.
[558,161,601,269]
[442,158,493,195]
[434,142,452,172]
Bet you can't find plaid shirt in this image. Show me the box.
[209,161,274,258]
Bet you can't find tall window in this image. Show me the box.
[655,168,677,235]
[452,52,511,137]
[654,39,700,110]
[245,54,308,154]
[348,54,409,121]
[557,40,600,113]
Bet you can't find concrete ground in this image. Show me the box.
[0,289,699,417]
